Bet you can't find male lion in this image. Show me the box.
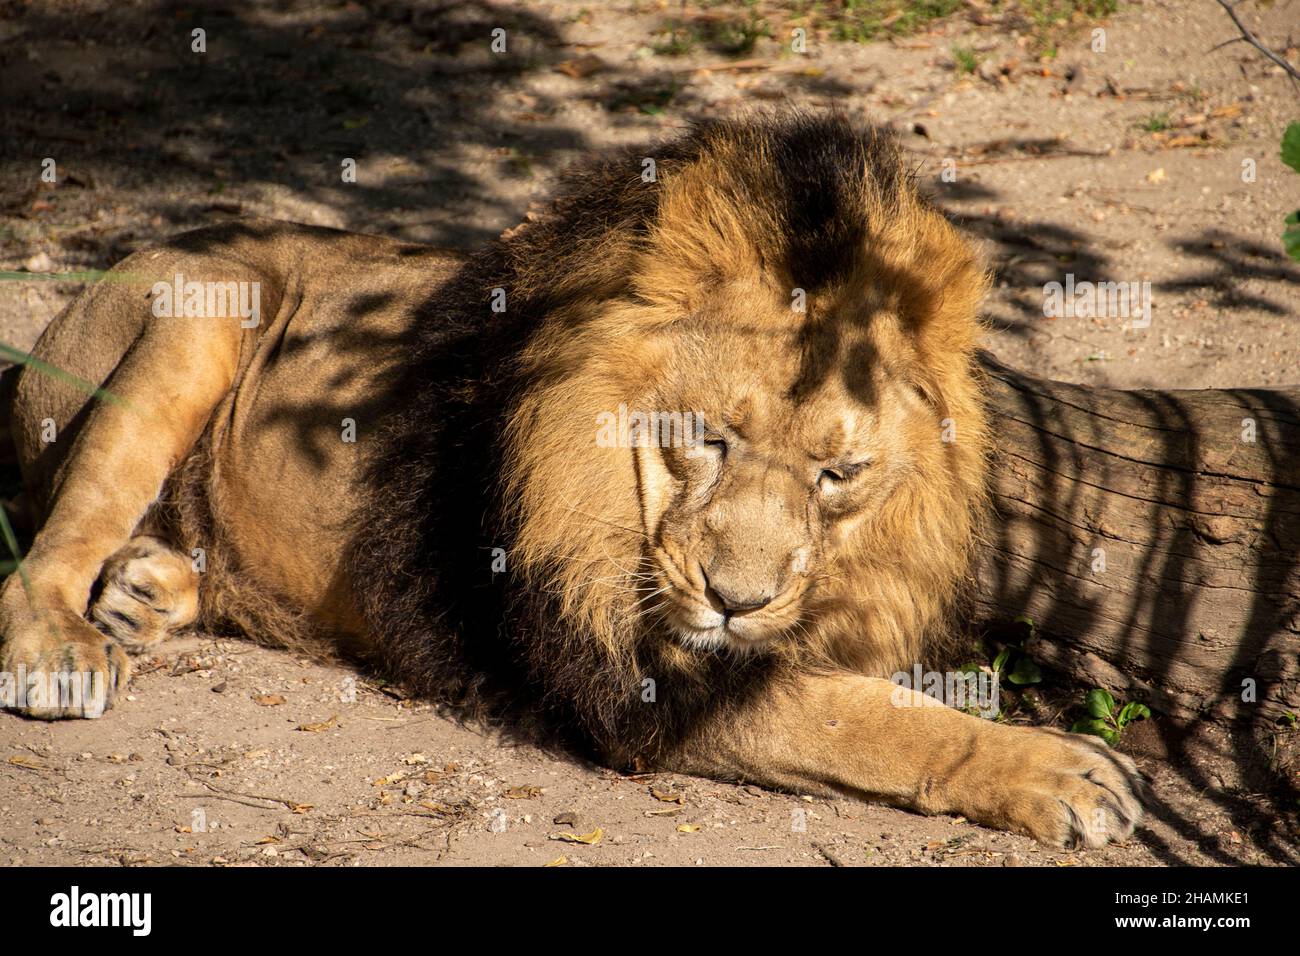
[0,114,1143,847]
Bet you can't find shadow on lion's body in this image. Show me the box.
[3,116,1147,848]
[20,116,989,763]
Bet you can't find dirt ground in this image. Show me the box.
[0,0,1298,867]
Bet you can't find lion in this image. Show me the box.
[0,114,1143,847]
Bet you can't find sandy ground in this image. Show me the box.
[0,0,1298,866]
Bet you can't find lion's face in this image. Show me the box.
[635,279,957,654]
[503,117,990,678]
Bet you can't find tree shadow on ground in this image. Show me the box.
[0,0,588,256]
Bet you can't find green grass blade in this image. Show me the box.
[0,343,126,407]
[0,269,144,284]
[0,504,30,595]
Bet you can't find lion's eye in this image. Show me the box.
[702,435,728,456]
[819,468,845,484]
[818,461,869,491]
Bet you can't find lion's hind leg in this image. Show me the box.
[90,536,199,653]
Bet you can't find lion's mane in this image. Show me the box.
[349,113,990,766]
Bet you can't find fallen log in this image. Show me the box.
[976,353,1300,727]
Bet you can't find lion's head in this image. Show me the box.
[359,113,991,759]
[503,113,989,663]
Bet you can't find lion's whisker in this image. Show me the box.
[556,501,648,539]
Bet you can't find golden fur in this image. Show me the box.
[0,114,1144,846]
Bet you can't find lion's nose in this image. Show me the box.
[701,569,773,615]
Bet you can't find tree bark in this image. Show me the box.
[975,353,1300,727]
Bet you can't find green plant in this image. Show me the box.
[997,616,1044,685]
[951,44,979,75]
[655,2,771,58]
[993,647,1042,685]
[829,0,962,43]
[1070,688,1150,746]
[652,21,697,56]
[1281,122,1300,262]
[959,616,1043,687]
[1018,0,1118,26]
[1014,0,1118,55]
[1139,111,1171,133]
[890,0,963,33]
[712,1,771,57]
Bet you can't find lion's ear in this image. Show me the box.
[891,210,990,351]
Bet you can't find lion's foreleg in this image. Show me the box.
[667,672,1145,847]
[0,317,240,718]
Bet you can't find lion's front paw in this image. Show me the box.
[986,726,1146,848]
[0,608,131,719]
[90,536,199,652]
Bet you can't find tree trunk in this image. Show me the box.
[975,353,1300,727]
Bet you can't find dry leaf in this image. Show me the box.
[504,785,542,799]
[252,694,286,706]
[651,789,684,804]
[555,53,607,78]
[676,823,702,833]
[551,828,603,845]
[372,772,406,787]
[400,753,428,765]
[296,715,337,732]
[6,755,51,771]
[544,856,567,867]
[290,803,313,814]
[1145,167,1166,184]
